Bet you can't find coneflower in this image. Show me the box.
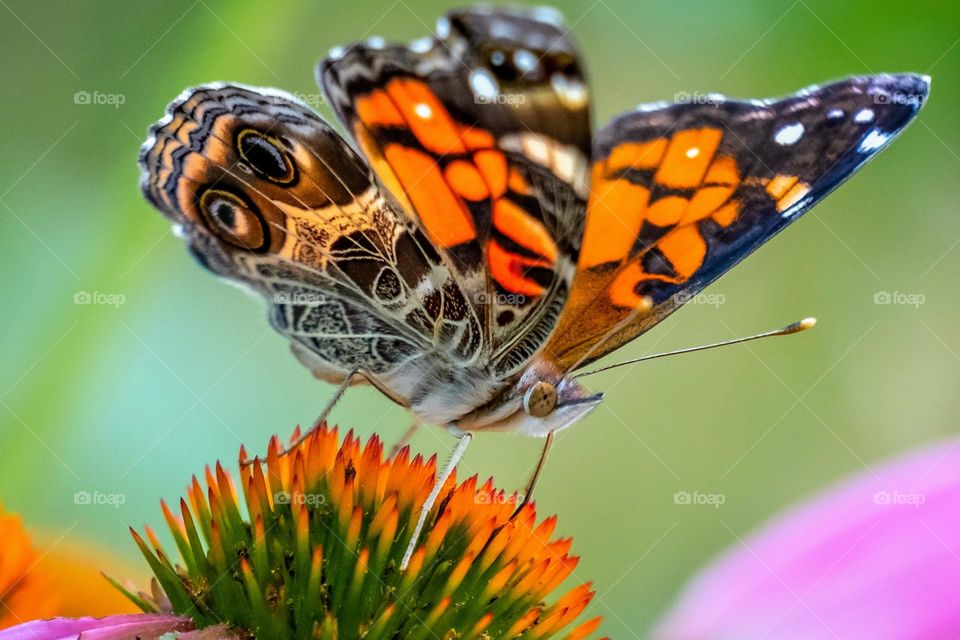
[132,424,601,639]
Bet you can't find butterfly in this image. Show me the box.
[139,5,927,567]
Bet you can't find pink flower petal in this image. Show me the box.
[0,613,236,640]
[655,439,960,640]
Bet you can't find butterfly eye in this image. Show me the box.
[199,188,269,252]
[236,129,296,184]
[523,381,558,418]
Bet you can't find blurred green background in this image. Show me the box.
[1,0,958,635]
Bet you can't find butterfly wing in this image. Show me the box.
[319,6,592,376]
[542,73,929,371]
[139,84,484,402]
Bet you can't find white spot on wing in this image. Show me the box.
[550,73,588,110]
[854,108,875,123]
[859,129,891,153]
[523,135,551,164]
[470,69,499,100]
[531,6,565,27]
[774,122,804,146]
[553,150,575,182]
[490,22,512,40]
[410,37,433,53]
[436,17,451,38]
[780,195,813,219]
[685,147,700,158]
[514,49,539,74]
[414,103,432,119]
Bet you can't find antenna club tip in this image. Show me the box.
[781,317,817,335]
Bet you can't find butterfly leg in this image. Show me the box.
[510,431,556,519]
[241,367,360,466]
[314,367,360,426]
[389,418,422,458]
[400,427,473,570]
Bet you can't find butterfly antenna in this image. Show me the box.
[571,317,816,380]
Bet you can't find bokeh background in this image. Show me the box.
[1,0,958,635]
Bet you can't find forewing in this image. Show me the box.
[543,74,929,371]
[319,5,592,376]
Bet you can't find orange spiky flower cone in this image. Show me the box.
[128,424,602,639]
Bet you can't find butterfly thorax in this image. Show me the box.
[396,359,511,426]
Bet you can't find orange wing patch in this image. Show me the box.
[658,225,707,278]
[488,239,552,297]
[646,195,687,227]
[608,262,651,309]
[764,174,811,212]
[712,201,740,226]
[493,200,558,263]
[654,128,723,189]
[603,224,706,309]
[383,144,477,248]
[606,139,668,170]
[355,90,405,127]
[578,178,651,268]
[386,77,469,156]
[474,150,508,198]
[351,77,558,295]
[353,79,497,249]
[445,160,490,201]
[578,127,744,310]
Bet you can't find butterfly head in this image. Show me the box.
[458,359,601,436]
[512,373,602,437]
